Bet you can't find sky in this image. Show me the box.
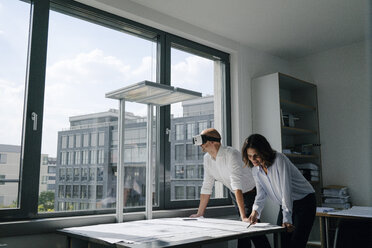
[0,0,214,157]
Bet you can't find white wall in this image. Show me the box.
[290,41,372,206]
[231,46,296,149]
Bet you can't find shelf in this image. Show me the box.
[281,126,317,135]
[253,73,322,248]
[280,99,315,113]
[283,153,317,159]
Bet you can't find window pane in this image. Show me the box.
[0,0,30,209]
[186,165,196,179]
[170,47,228,202]
[175,145,184,161]
[186,186,195,199]
[175,124,184,140]
[186,144,196,160]
[186,123,195,139]
[91,133,97,147]
[39,9,157,213]
[68,135,74,148]
[174,186,184,200]
[175,165,184,179]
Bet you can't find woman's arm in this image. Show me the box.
[278,154,294,224]
[252,172,267,219]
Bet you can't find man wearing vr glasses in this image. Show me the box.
[190,128,270,248]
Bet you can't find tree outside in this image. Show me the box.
[38,191,55,212]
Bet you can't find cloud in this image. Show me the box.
[171,55,214,95]
[46,49,132,85]
[0,78,25,146]
[132,56,155,79]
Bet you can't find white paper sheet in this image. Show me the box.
[61,218,282,245]
[328,206,372,218]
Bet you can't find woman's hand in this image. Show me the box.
[282,222,295,233]
[189,213,203,218]
[248,210,259,224]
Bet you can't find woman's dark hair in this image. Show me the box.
[241,134,276,167]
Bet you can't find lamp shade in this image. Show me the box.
[105,80,202,106]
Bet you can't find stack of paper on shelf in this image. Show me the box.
[295,163,319,182]
[322,185,351,209]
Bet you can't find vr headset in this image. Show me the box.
[192,134,221,146]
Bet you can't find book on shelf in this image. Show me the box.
[323,185,348,197]
[323,195,350,204]
[299,169,319,181]
[322,202,351,209]
[310,176,319,182]
[295,163,319,182]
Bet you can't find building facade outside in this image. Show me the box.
[54,109,147,211]
[54,96,227,210]
[0,144,56,208]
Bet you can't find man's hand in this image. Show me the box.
[241,217,250,223]
[248,210,259,224]
[189,213,203,218]
[282,222,295,233]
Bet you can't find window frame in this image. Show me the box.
[0,0,231,221]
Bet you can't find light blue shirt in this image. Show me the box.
[252,152,314,224]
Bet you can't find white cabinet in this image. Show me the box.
[252,72,322,203]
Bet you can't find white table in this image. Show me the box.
[316,206,372,248]
[58,217,285,248]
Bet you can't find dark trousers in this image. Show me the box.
[277,193,316,248]
[230,189,271,248]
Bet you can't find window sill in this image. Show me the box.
[0,205,236,238]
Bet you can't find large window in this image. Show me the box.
[1,0,230,220]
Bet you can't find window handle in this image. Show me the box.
[31,112,38,131]
[166,128,171,142]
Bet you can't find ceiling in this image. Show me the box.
[131,0,369,59]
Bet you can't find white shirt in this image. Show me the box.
[252,152,315,224]
[200,146,256,195]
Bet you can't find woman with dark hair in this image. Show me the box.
[242,134,316,248]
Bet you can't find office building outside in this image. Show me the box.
[0,144,56,208]
[54,96,222,210]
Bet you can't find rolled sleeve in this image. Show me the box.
[229,150,244,191]
[200,176,214,194]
